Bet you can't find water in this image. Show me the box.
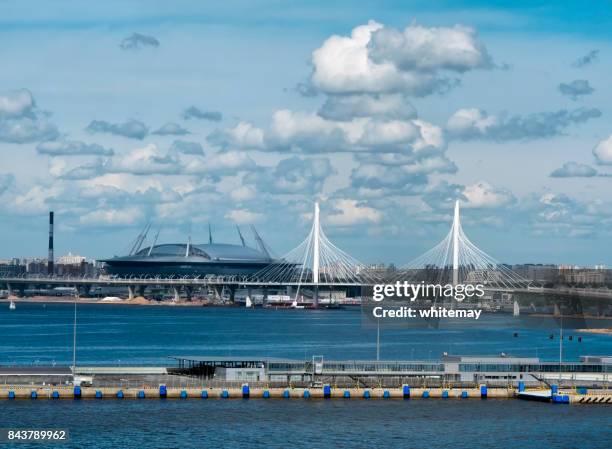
[0,303,610,448]
[0,400,610,449]
[0,302,610,365]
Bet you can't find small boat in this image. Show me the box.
[245,296,253,308]
[9,300,16,310]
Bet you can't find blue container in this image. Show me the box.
[242,385,250,398]
[518,381,525,392]
[283,390,290,399]
[159,385,167,398]
[30,391,37,399]
[552,395,570,404]
[442,390,449,398]
[201,390,208,399]
[551,385,559,394]
[263,390,270,399]
[95,390,103,399]
[73,386,81,399]
[52,391,60,399]
[303,390,311,399]
[138,390,145,399]
[363,390,371,399]
[221,390,229,398]
[480,385,488,398]
[422,391,430,398]
[383,390,391,399]
[116,390,124,399]
[461,391,468,399]
[180,390,188,399]
[403,385,410,399]
[8,391,15,399]
[343,390,350,398]
[323,385,331,398]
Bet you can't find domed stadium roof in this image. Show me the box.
[132,243,271,262]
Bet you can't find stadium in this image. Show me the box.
[102,226,276,278]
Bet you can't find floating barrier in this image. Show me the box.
[263,390,270,399]
[403,385,410,399]
[8,391,15,399]
[552,395,570,404]
[323,385,331,399]
[95,390,103,399]
[422,391,429,398]
[30,391,37,399]
[383,390,391,399]
[221,390,229,399]
[116,390,124,399]
[52,391,60,399]
[343,390,350,399]
[137,390,145,399]
[363,390,371,399]
[480,385,488,398]
[461,391,468,399]
[442,390,449,399]
[180,390,188,399]
[283,390,290,399]
[303,390,310,399]
[73,386,81,399]
[159,385,167,398]
[242,385,250,399]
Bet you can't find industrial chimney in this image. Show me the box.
[48,211,54,276]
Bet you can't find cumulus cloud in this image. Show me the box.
[152,123,190,136]
[0,89,59,143]
[462,181,515,208]
[169,140,204,155]
[446,107,601,141]
[572,50,599,68]
[225,209,264,224]
[558,79,594,100]
[550,161,597,178]
[207,122,264,150]
[318,93,417,121]
[182,106,222,121]
[310,21,491,97]
[37,139,114,156]
[244,156,335,195]
[80,207,144,226]
[120,33,160,50]
[86,119,149,140]
[212,110,445,155]
[327,199,382,226]
[53,159,107,180]
[593,135,612,165]
[182,151,256,177]
[111,144,180,175]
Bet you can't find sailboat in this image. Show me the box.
[245,296,253,308]
[9,300,16,310]
[513,300,520,317]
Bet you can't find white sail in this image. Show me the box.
[513,300,520,316]
[245,296,252,308]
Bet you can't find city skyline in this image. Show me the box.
[1,1,611,265]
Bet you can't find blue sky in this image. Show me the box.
[0,0,611,265]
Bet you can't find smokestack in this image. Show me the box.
[48,211,54,276]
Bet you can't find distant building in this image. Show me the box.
[55,252,95,277]
[57,252,86,265]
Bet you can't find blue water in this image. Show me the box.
[0,302,610,365]
[0,400,610,449]
[1,303,611,449]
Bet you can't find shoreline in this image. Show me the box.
[0,296,215,307]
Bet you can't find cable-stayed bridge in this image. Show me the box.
[1,201,611,306]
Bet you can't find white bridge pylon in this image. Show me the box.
[250,202,378,285]
[401,200,529,289]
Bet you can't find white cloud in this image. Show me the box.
[37,139,113,156]
[550,162,597,178]
[225,209,264,224]
[593,135,612,165]
[327,199,382,226]
[463,181,514,208]
[79,207,144,226]
[310,21,491,96]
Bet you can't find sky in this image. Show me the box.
[0,0,611,266]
